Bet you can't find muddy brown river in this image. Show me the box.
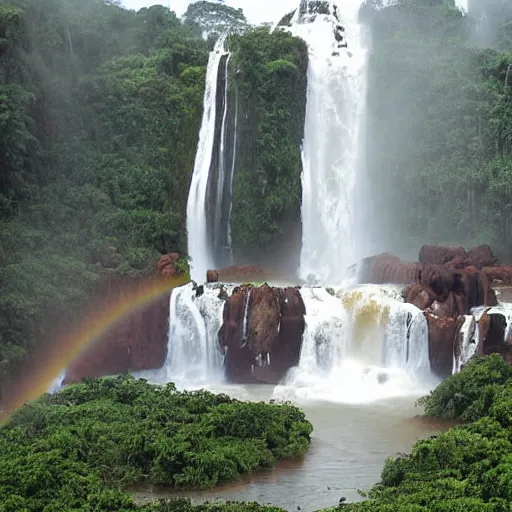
[131,384,451,511]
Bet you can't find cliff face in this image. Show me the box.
[65,255,184,384]
[65,293,170,384]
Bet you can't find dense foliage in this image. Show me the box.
[0,0,210,394]
[362,0,512,261]
[0,375,312,511]
[229,28,308,259]
[321,355,512,511]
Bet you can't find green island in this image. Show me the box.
[0,375,312,511]
[3,355,512,511]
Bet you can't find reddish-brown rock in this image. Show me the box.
[419,264,455,301]
[218,286,251,381]
[66,292,170,383]
[247,284,280,357]
[426,313,462,378]
[360,253,419,285]
[478,311,507,356]
[404,283,435,310]
[219,284,306,383]
[483,266,512,285]
[466,244,498,269]
[427,292,458,318]
[157,253,181,277]
[206,269,219,283]
[419,245,467,266]
[209,265,270,283]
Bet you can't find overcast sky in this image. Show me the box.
[121,0,299,25]
[121,0,468,25]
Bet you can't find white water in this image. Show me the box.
[138,283,433,402]
[48,371,66,394]
[187,37,229,282]
[290,1,370,285]
[452,315,477,374]
[138,283,229,388]
[275,285,432,403]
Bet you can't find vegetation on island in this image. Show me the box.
[0,374,311,511]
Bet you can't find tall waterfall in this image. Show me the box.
[290,1,370,285]
[187,37,236,282]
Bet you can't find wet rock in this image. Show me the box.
[209,264,269,283]
[479,312,507,356]
[218,286,252,381]
[404,283,435,310]
[427,292,458,318]
[359,253,419,285]
[273,287,306,378]
[419,245,467,266]
[466,244,498,269]
[247,284,280,359]
[219,285,306,383]
[419,264,454,301]
[206,269,219,283]
[483,266,512,285]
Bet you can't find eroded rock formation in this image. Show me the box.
[218,284,306,383]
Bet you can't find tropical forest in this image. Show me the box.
[2,0,512,511]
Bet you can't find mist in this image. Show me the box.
[358,0,512,262]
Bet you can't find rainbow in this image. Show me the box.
[0,274,188,424]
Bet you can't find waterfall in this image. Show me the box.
[276,284,431,403]
[290,1,370,285]
[453,315,477,374]
[187,37,229,282]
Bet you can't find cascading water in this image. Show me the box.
[453,315,477,374]
[139,283,229,388]
[275,285,432,403]
[187,37,229,282]
[290,0,370,284]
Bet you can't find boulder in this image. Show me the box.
[206,269,219,283]
[466,244,498,269]
[219,284,306,383]
[479,311,507,356]
[359,253,419,285]
[247,284,280,360]
[419,245,467,266]
[419,264,454,301]
[427,292,458,318]
[483,266,512,285]
[404,283,435,310]
[218,286,251,381]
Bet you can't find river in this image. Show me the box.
[131,384,451,511]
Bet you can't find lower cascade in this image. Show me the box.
[143,282,433,402]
